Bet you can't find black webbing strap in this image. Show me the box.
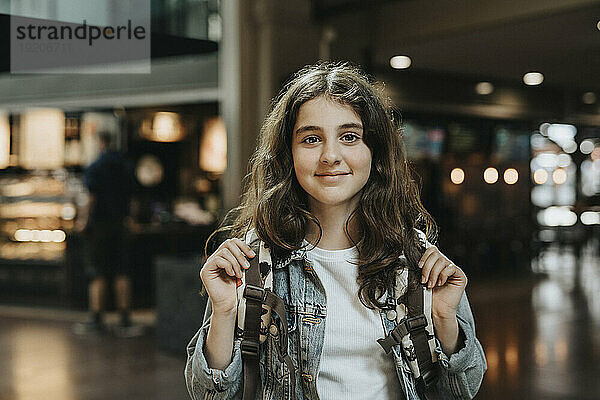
[406,268,438,399]
[377,268,439,399]
[241,254,297,400]
[241,254,263,400]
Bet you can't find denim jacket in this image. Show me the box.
[185,247,487,400]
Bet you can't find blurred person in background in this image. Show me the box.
[186,63,486,399]
[73,130,142,337]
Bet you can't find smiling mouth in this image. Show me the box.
[315,173,350,176]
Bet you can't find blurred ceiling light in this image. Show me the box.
[536,153,557,168]
[582,92,597,104]
[390,55,411,69]
[530,133,547,149]
[450,168,465,184]
[61,204,77,221]
[475,82,494,95]
[0,112,9,169]
[552,168,567,185]
[199,117,227,173]
[556,153,572,168]
[19,108,65,169]
[539,123,550,137]
[523,72,544,86]
[154,112,182,142]
[533,169,548,184]
[483,167,498,184]
[563,141,577,154]
[537,206,577,226]
[14,229,66,243]
[547,124,576,143]
[140,112,184,142]
[581,211,600,225]
[504,168,519,184]
[136,155,164,187]
[531,186,553,207]
[597,20,600,31]
[580,139,595,154]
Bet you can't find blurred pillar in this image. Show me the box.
[220,0,243,211]
[220,0,319,211]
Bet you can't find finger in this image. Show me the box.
[215,256,236,277]
[437,263,457,286]
[231,238,256,258]
[427,258,449,289]
[420,248,439,283]
[418,245,437,268]
[220,248,243,278]
[225,241,252,270]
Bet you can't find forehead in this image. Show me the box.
[294,96,362,126]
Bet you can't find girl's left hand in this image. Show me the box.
[418,245,467,319]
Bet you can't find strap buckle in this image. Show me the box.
[244,284,265,302]
[241,339,260,357]
[405,315,427,332]
[421,366,438,388]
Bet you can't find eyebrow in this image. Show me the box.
[295,122,363,136]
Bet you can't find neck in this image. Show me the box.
[305,200,360,250]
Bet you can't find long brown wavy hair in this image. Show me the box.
[207,61,437,309]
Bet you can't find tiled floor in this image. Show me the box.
[0,238,598,400]
[0,311,189,400]
[474,239,600,400]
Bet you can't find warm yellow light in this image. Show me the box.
[582,92,596,105]
[153,112,183,142]
[19,108,65,169]
[504,168,519,184]
[552,168,567,185]
[13,229,66,243]
[533,169,548,184]
[14,229,33,242]
[450,168,464,184]
[140,112,184,142]
[390,55,412,69]
[523,72,544,86]
[475,82,494,95]
[0,112,9,169]
[483,167,498,184]
[199,117,227,173]
[51,230,67,243]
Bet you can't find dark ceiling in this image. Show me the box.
[377,4,600,92]
[316,1,600,93]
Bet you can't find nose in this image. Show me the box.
[319,141,342,165]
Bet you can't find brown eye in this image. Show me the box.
[302,136,320,144]
[341,133,359,142]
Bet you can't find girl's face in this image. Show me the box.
[292,96,372,212]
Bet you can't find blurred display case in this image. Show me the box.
[0,170,85,296]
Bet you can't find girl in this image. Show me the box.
[186,62,486,399]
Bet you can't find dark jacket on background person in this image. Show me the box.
[85,150,134,224]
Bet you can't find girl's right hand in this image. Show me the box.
[199,238,256,315]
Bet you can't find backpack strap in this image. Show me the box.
[406,268,439,398]
[241,253,263,399]
[238,231,297,400]
[377,267,439,399]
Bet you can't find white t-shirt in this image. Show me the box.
[304,241,401,400]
